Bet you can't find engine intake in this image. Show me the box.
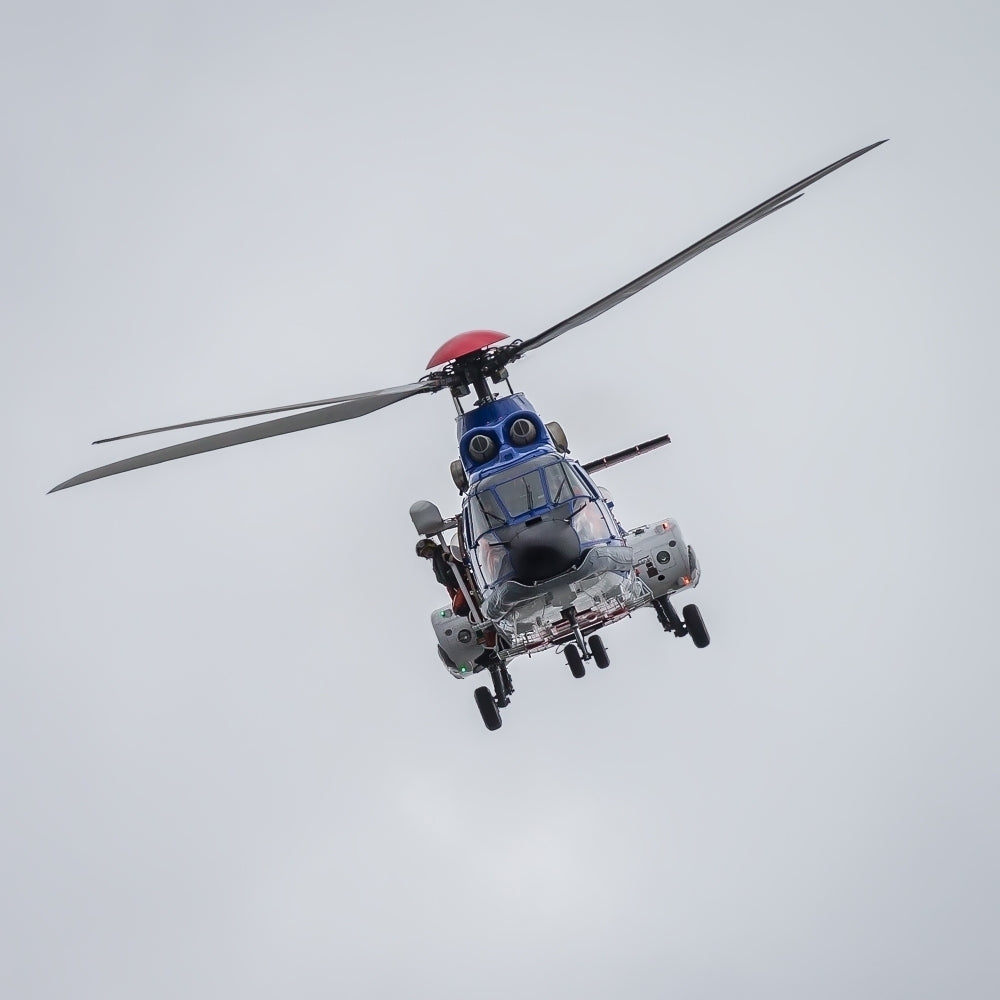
[508,417,538,446]
[468,433,498,463]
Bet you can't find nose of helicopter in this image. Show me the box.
[508,519,582,584]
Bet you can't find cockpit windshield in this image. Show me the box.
[544,461,586,506]
[467,457,592,541]
[495,470,545,520]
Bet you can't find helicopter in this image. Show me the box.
[51,140,885,731]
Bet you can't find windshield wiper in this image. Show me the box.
[551,468,570,505]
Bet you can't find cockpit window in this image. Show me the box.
[571,496,613,543]
[465,456,613,587]
[469,489,506,539]
[468,456,596,543]
[544,461,589,505]
[495,470,546,519]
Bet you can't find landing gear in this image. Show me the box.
[566,643,586,678]
[562,606,591,678]
[588,633,610,669]
[682,604,710,648]
[472,651,514,731]
[488,656,514,707]
[654,596,710,648]
[474,686,502,731]
[562,609,611,676]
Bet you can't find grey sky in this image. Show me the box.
[3,2,999,998]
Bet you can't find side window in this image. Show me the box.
[572,500,613,543]
[462,509,473,552]
[476,536,510,585]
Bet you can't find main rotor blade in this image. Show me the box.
[94,388,386,444]
[50,382,433,493]
[513,140,887,356]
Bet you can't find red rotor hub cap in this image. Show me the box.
[426,330,508,370]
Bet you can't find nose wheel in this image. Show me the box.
[473,619,618,728]
[565,628,610,678]
[566,643,586,678]
[560,607,611,677]
[588,633,610,668]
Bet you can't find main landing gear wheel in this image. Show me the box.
[653,596,710,649]
[566,644,586,678]
[588,634,610,669]
[682,604,710,648]
[474,685,502,731]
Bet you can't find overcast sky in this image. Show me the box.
[3,2,999,998]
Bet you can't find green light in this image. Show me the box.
[460,664,469,673]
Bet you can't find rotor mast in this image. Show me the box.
[442,347,515,412]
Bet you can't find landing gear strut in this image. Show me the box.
[654,596,710,648]
[473,650,514,731]
[489,657,514,708]
[561,608,611,677]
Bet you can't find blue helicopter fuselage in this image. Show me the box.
[454,394,634,628]
[456,393,558,486]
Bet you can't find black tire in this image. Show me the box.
[682,604,710,648]
[474,686,502,730]
[588,634,610,669]
[565,643,586,678]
